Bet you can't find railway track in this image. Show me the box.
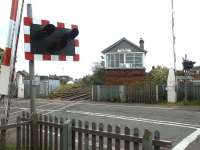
[49,85,91,101]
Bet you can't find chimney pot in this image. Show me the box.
[139,38,144,49]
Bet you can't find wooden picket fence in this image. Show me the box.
[72,120,172,150]
[0,112,172,150]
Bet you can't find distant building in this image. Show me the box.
[101,37,147,85]
[17,70,29,79]
[190,66,200,81]
[176,66,200,84]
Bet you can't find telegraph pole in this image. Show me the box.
[171,0,176,73]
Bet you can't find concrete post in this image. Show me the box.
[156,85,159,103]
[92,85,97,101]
[17,74,24,98]
[97,85,101,101]
[119,85,126,103]
[167,68,177,103]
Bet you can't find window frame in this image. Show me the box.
[105,51,144,69]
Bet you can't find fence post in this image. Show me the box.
[142,129,152,150]
[61,119,72,150]
[133,128,139,150]
[156,85,159,103]
[99,123,104,150]
[97,85,101,101]
[49,115,53,150]
[44,115,49,150]
[92,85,97,101]
[78,120,82,150]
[31,113,38,150]
[115,126,120,150]
[16,116,21,150]
[0,118,6,150]
[60,118,64,150]
[154,130,160,150]
[84,121,89,150]
[54,116,59,150]
[92,122,97,150]
[71,119,76,150]
[124,127,130,150]
[119,85,126,103]
[107,124,112,150]
[26,112,30,149]
[22,112,26,150]
[39,114,43,150]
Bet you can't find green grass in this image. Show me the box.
[0,144,16,150]
[54,83,83,92]
[176,100,200,106]
[158,100,200,106]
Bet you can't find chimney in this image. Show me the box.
[139,38,144,49]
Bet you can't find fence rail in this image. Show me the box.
[0,112,172,150]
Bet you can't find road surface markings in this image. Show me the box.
[80,102,176,110]
[65,110,200,129]
[65,110,200,149]
[43,101,83,115]
[9,102,56,115]
[8,101,80,123]
[172,128,200,150]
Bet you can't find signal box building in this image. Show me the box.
[102,37,147,85]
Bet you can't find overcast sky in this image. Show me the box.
[0,0,200,79]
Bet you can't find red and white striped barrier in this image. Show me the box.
[0,0,23,95]
[23,17,80,61]
[2,0,19,66]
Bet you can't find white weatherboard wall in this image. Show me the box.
[167,68,177,103]
[0,65,10,95]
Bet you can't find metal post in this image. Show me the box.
[27,3,36,114]
[184,70,188,102]
[27,5,37,149]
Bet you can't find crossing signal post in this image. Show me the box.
[182,55,195,102]
[24,5,80,149]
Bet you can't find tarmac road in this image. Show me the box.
[8,99,200,149]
